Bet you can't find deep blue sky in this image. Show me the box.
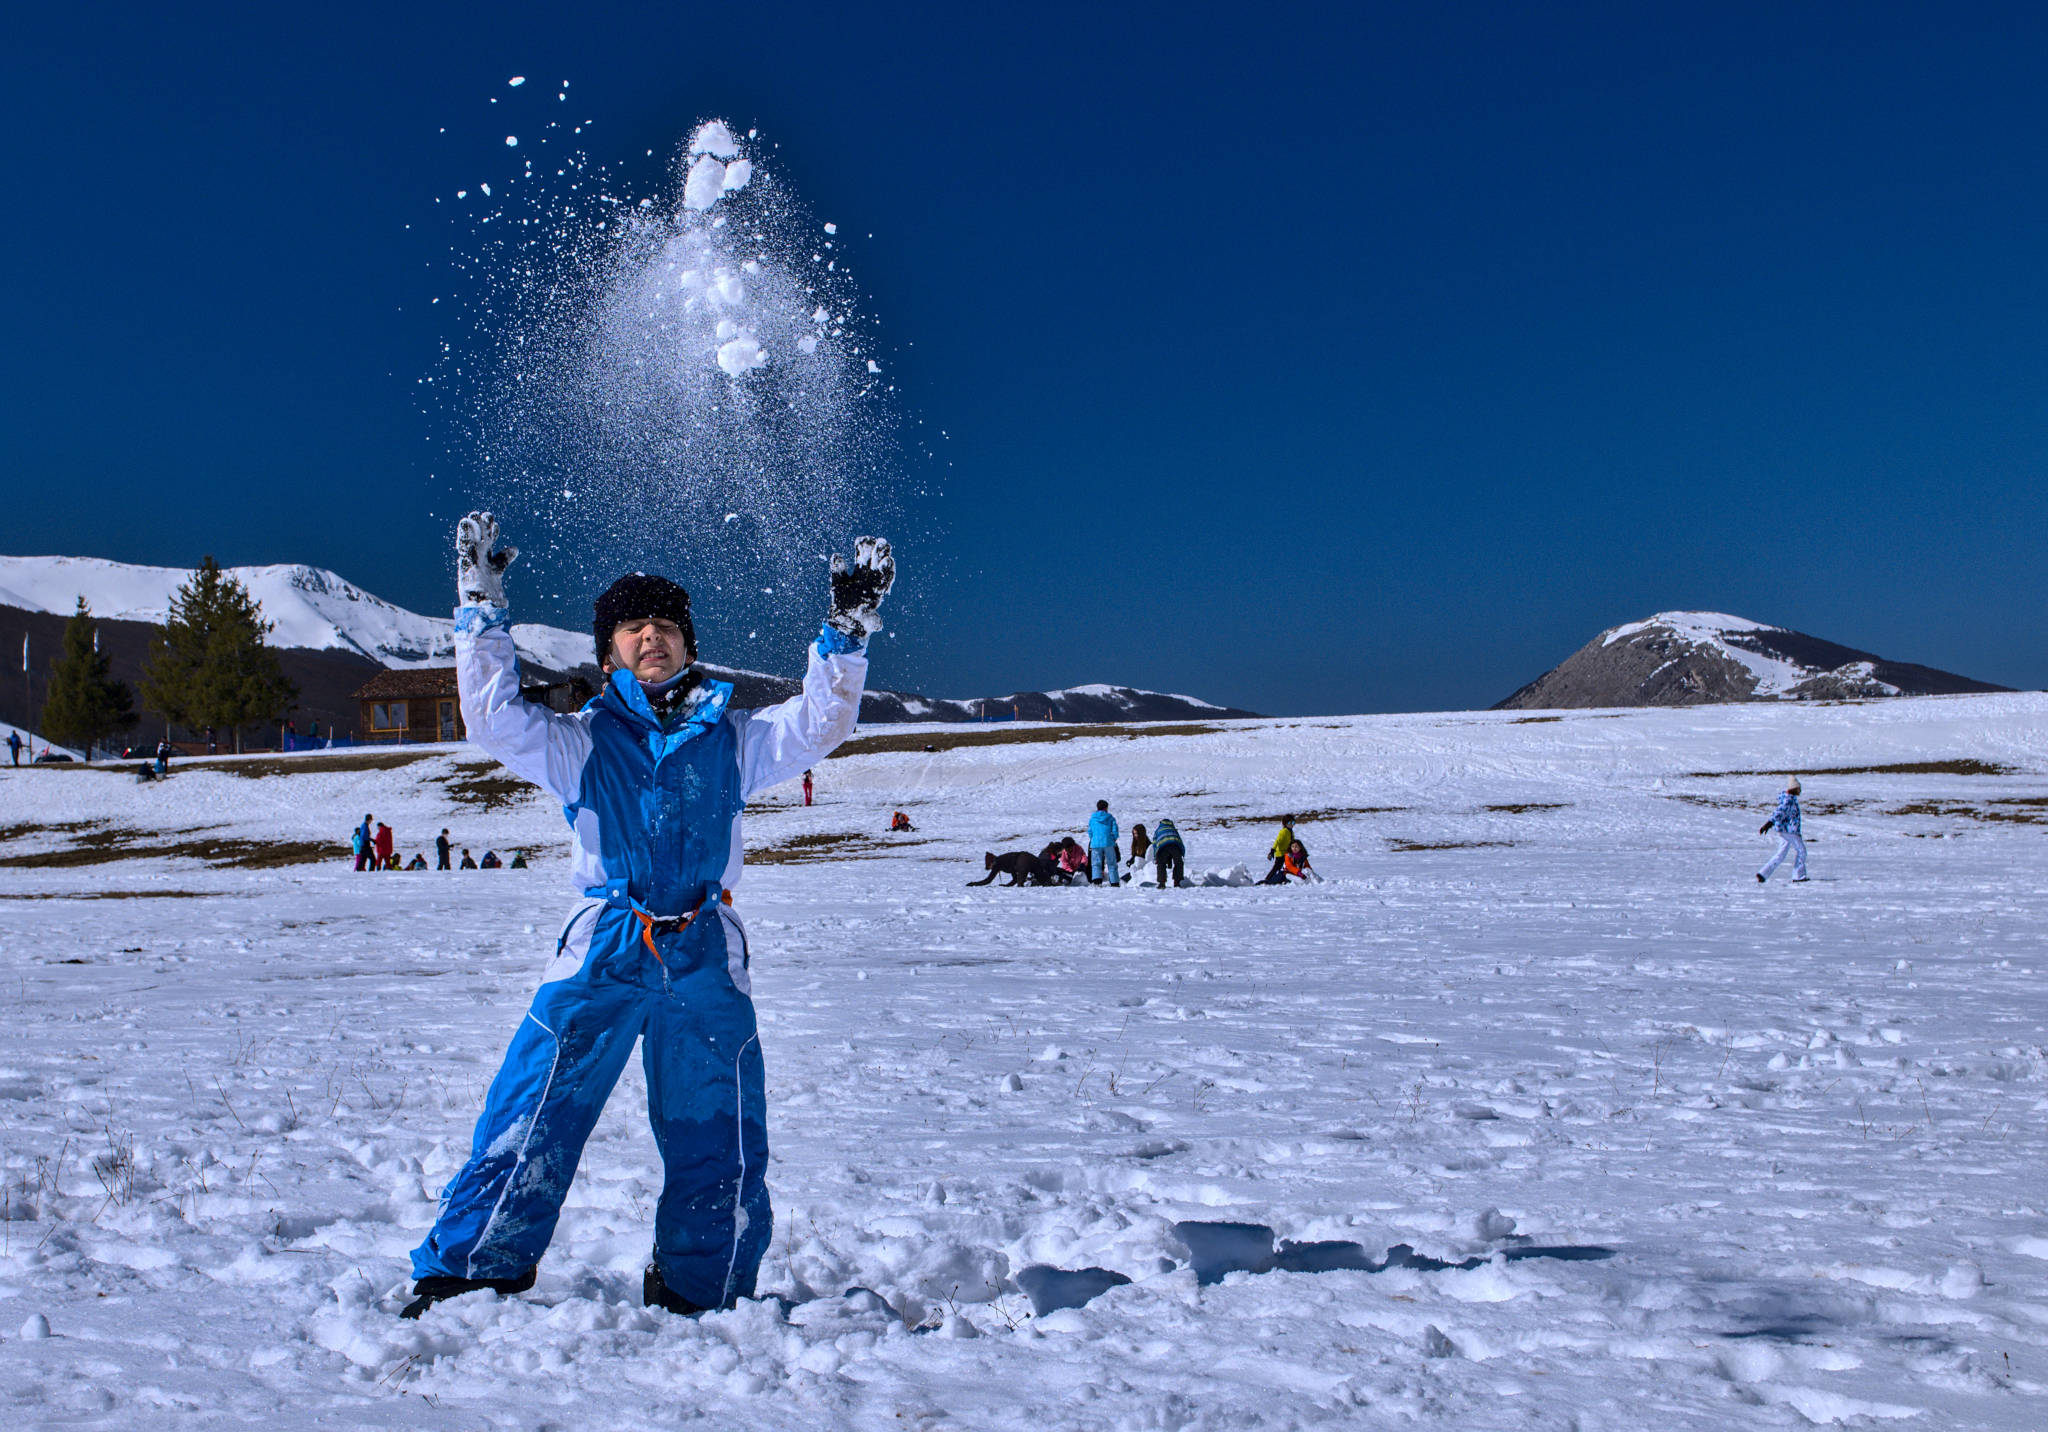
[6,2,2044,713]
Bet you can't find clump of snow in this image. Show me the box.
[690,119,739,158]
[716,334,768,377]
[681,155,727,212]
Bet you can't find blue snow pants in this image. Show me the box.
[411,903,770,1310]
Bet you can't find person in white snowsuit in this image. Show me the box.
[1756,777,1809,883]
[403,513,894,1321]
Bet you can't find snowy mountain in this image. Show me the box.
[0,556,594,674]
[0,555,1255,732]
[1496,610,2010,710]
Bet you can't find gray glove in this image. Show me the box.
[826,536,895,639]
[455,511,518,608]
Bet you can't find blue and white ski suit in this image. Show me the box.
[410,605,867,1308]
[1758,791,1807,882]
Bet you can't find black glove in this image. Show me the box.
[826,536,895,640]
[1758,822,1772,835]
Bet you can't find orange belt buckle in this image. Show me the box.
[635,890,732,962]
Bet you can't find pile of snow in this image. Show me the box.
[0,555,594,675]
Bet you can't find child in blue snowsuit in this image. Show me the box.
[403,513,894,1320]
[1088,800,1120,885]
[1756,777,1808,883]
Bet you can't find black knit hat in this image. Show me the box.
[593,573,696,667]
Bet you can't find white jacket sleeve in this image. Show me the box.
[737,635,867,800]
[454,606,592,804]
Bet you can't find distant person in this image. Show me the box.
[1128,823,1150,868]
[889,810,915,832]
[373,822,396,871]
[802,769,814,806]
[508,849,529,869]
[285,719,297,753]
[479,850,503,870]
[349,823,367,869]
[1087,799,1120,885]
[155,740,172,777]
[459,848,478,870]
[6,730,21,767]
[436,828,453,871]
[1757,778,1809,884]
[1057,836,1090,883]
[407,853,429,870]
[354,814,374,872]
[1266,815,1296,882]
[1151,818,1186,888]
[1262,838,1316,884]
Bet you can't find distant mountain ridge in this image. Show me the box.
[1497,611,2009,711]
[0,555,1255,736]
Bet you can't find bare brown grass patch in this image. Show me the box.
[0,890,226,900]
[212,750,440,778]
[1387,839,1514,852]
[1203,806,1408,828]
[0,831,345,870]
[747,831,928,864]
[1888,801,2047,826]
[436,759,538,811]
[1687,759,2017,779]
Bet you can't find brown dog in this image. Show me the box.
[968,850,1058,886]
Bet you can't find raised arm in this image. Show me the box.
[738,537,893,800]
[452,512,591,804]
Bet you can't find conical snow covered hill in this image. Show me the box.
[1497,610,2008,710]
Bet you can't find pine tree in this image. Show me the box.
[140,558,297,754]
[39,599,137,758]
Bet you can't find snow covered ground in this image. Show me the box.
[1,694,2044,1429]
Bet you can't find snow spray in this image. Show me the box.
[430,97,908,651]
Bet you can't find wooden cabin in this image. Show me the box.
[353,668,594,744]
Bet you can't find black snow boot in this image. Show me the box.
[644,1262,711,1317]
[399,1267,536,1319]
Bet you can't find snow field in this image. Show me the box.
[0,694,2044,1428]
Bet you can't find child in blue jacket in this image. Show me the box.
[1087,799,1120,885]
[1756,777,1809,883]
[402,513,893,1320]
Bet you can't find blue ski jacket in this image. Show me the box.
[1769,792,1802,838]
[1088,809,1119,850]
[453,605,868,989]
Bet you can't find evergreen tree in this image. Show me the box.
[140,557,296,754]
[39,599,137,758]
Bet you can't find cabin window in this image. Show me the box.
[438,700,457,740]
[370,701,409,731]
